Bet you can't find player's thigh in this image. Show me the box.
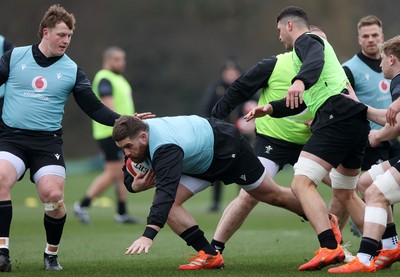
[179,175,211,199]
[303,120,368,168]
[253,134,302,172]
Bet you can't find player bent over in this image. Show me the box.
[112,115,307,270]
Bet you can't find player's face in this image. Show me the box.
[277,21,293,51]
[109,51,126,74]
[222,67,241,85]
[41,22,73,57]
[116,134,147,163]
[358,24,383,59]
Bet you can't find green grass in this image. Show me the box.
[7,167,400,276]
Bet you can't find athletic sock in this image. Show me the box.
[382,223,398,250]
[180,225,217,255]
[357,237,380,265]
[117,201,127,215]
[0,200,12,238]
[210,239,225,254]
[44,214,66,246]
[318,229,337,249]
[80,196,91,208]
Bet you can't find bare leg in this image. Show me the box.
[328,195,349,231]
[213,189,259,243]
[323,174,349,230]
[330,165,365,234]
[364,167,400,240]
[363,184,389,241]
[167,184,219,257]
[246,171,304,216]
[86,161,122,199]
[291,175,331,234]
[166,184,197,234]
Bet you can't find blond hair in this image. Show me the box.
[382,35,400,61]
[357,15,382,33]
[38,4,76,39]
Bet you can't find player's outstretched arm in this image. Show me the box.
[243,104,273,121]
[343,83,388,126]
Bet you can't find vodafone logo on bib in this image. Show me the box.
[32,76,48,92]
[379,79,390,94]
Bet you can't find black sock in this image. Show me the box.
[179,225,217,255]
[0,200,12,237]
[382,223,397,239]
[80,197,91,208]
[318,229,337,249]
[44,214,66,245]
[359,237,380,257]
[210,239,225,254]
[117,201,126,215]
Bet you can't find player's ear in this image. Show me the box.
[138,131,147,143]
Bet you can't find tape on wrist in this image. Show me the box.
[143,226,158,240]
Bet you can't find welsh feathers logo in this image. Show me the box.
[379,79,390,94]
[31,76,48,92]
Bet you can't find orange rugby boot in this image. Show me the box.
[178,250,224,270]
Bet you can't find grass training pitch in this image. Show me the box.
[8,167,400,276]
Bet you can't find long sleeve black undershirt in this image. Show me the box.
[267,34,324,118]
[147,144,184,228]
[211,56,277,120]
[292,33,325,90]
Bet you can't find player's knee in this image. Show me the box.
[368,171,400,205]
[293,157,328,185]
[44,199,64,211]
[0,173,16,194]
[42,188,64,202]
[358,164,384,195]
[290,175,314,197]
[330,168,358,190]
[333,188,356,203]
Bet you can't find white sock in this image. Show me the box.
[356,253,372,266]
[382,235,398,250]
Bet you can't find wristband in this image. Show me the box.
[142,226,158,240]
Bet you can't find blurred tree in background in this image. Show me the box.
[0,0,399,158]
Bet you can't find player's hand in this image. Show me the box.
[286,80,304,109]
[244,104,272,121]
[368,130,380,147]
[134,112,156,119]
[386,99,400,126]
[132,170,156,192]
[342,83,360,102]
[125,236,153,255]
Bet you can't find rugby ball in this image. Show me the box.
[125,157,152,177]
